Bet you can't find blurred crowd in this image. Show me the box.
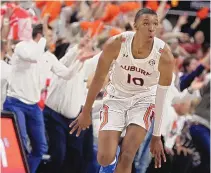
[1,1,210,173]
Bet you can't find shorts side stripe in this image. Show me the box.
[100,105,109,130]
[143,104,155,130]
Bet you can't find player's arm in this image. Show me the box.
[153,44,175,137]
[150,44,174,168]
[87,73,109,89]
[82,36,122,113]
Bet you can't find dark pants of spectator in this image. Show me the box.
[171,151,193,173]
[146,136,193,173]
[43,106,93,173]
[190,124,210,173]
[3,96,48,173]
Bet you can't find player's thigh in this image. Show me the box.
[127,103,155,131]
[121,124,147,158]
[98,107,124,163]
[120,102,154,154]
[118,102,155,163]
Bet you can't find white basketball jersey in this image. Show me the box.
[106,31,165,98]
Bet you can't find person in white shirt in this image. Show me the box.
[1,60,11,109]
[42,39,99,173]
[1,40,12,109]
[3,24,86,173]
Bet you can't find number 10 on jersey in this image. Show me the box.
[127,74,144,86]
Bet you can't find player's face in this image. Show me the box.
[135,14,158,40]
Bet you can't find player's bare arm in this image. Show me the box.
[69,36,123,136]
[158,44,174,86]
[150,44,174,169]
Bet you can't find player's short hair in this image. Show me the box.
[134,8,157,23]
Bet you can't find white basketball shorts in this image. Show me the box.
[99,92,156,132]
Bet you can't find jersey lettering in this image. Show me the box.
[127,74,144,86]
[120,65,152,76]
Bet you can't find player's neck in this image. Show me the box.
[133,32,153,49]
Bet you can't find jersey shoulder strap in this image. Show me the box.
[154,37,166,56]
[115,31,135,61]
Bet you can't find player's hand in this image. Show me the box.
[150,136,166,168]
[69,110,92,137]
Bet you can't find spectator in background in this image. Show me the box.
[43,33,97,173]
[0,40,11,109]
[167,38,190,58]
[3,23,91,173]
[180,50,210,91]
[3,24,48,173]
[190,81,210,173]
[1,5,13,40]
[1,3,13,109]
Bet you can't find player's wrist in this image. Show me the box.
[82,105,92,114]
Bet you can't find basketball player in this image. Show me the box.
[70,8,174,173]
